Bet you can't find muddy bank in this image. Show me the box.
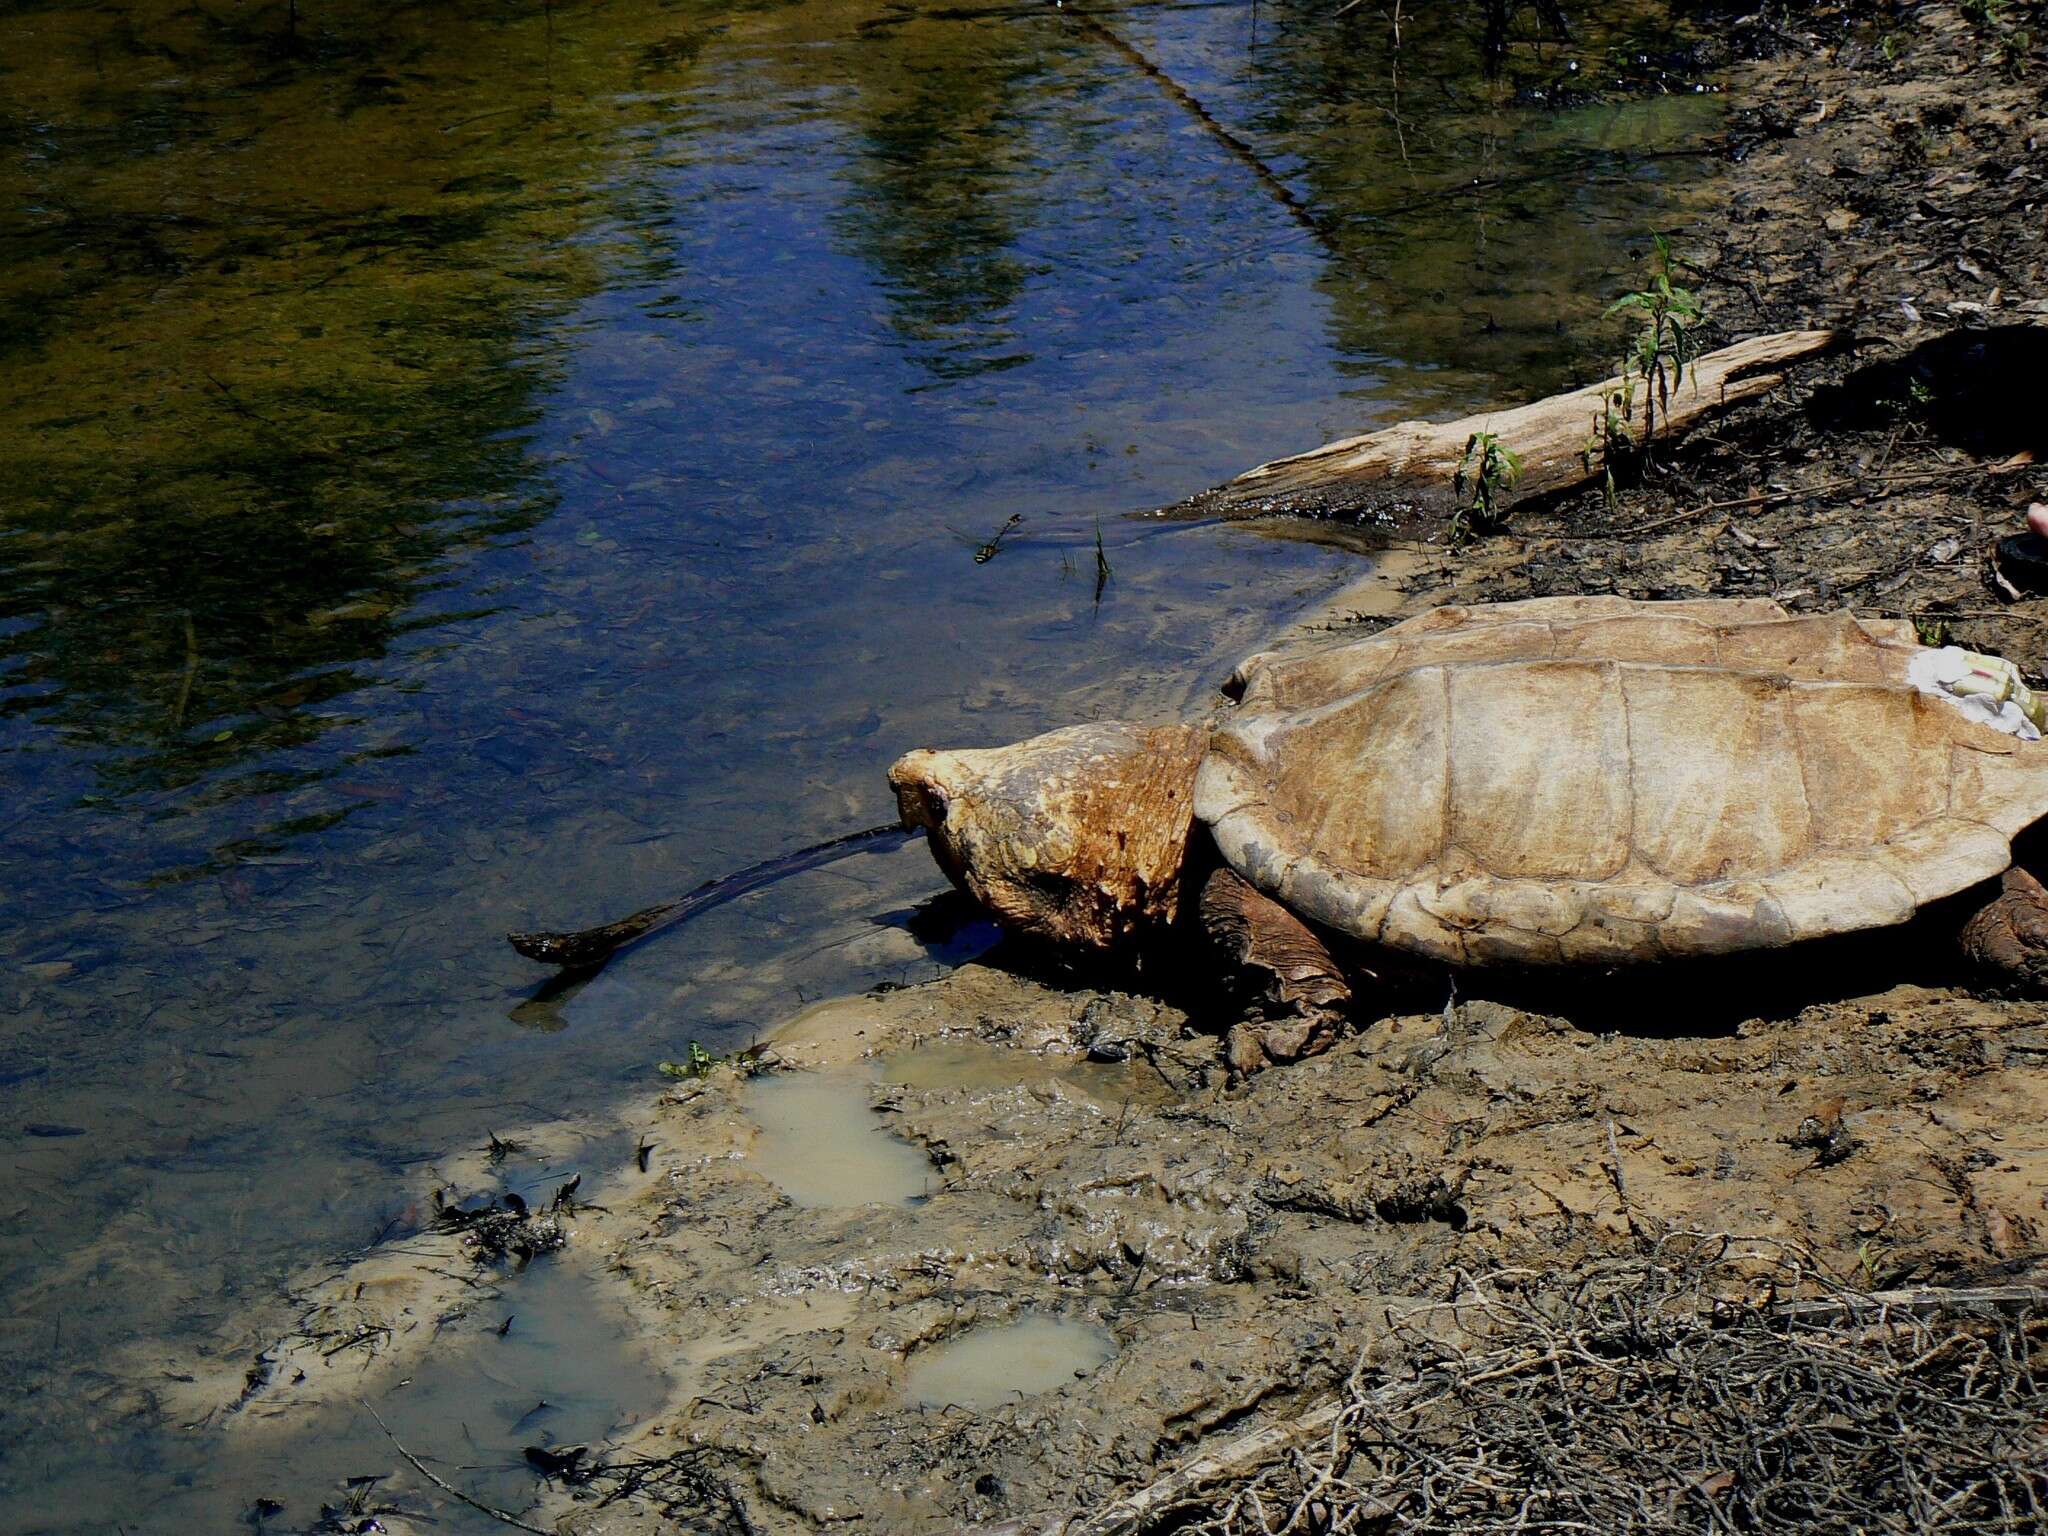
[159,946,2048,1531]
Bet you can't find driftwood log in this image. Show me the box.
[1188,328,1844,520]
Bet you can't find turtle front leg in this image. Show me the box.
[1198,866,1352,1074]
[1958,866,2048,990]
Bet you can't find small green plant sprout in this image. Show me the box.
[1956,0,2031,80]
[657,1040,771,1080]
[657,1041,718,1080]
[1583,386,1635,511]
[1913,615,1951,648]
[1605,234,1705,469]
[1093,515,1114,601]
[1451,430,1524,544]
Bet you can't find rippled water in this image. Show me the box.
[1,0,1722,1524]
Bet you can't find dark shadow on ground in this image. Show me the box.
[939,874,2014,1050]
[1809,326,2048,458]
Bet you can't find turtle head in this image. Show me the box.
[888,721,1207,951]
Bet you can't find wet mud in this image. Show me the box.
[154,940,2048,1531]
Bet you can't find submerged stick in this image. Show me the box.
[362,1402,551,1535]
[1059,8,1338,256]
[507,822,917,973]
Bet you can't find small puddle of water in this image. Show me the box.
[902,1317,1118,1410]
[742,1072,934,1207]
[881,1037,1178,1107]
[180,1260,667,1534]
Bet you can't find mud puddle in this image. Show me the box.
[901,1316,1118,1411]
[351,1261,665,1511]
[742,1071,937,1208]
[880,1036,1178,1107]
[164,1260,665,1534]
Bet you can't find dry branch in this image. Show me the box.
[1189,329,1844,520]
[970,1237,2048,1536]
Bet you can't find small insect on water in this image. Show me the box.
[973,513,1022,564]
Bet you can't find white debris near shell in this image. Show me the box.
[1908,646,2045,741]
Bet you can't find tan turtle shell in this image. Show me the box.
[1194,595,2048,966]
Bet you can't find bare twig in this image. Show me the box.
[362,1401,552,1534]
[169,614,200,732]
[1618,488,1787,535]
[983,1236,2048,1536]
[1613,450,2039,538]
[1603,1117,1645,1248]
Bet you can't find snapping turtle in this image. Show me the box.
[890,596,2048,1072]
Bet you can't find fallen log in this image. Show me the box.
[1186,328,1844,521]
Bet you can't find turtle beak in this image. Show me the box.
[887,749,954,836]
[887,748,976,894]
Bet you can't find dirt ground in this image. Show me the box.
[155,8,2048,1533]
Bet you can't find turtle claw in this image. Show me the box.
[1202,865,1353,1075]
[1958,866,2048,992]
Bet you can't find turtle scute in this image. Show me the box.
[1198,596,2048,966]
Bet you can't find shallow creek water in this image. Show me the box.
[2,0,1724,1525]
[250,1258,670,1527]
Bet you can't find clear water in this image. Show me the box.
[223,1258,668,1532]
[0,0,1723,1525]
